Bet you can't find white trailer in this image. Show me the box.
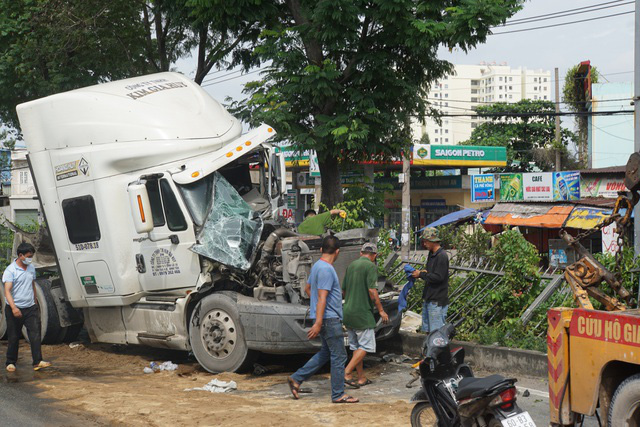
[11,72,400,372]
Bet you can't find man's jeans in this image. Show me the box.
[291,318,347,401]
[6,304,43,366]
[421,301,448,333]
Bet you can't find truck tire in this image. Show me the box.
[608,373,640,427]
[22,279,64,344]
[410,402,438,427]
[189,293,257,373]
[0,291,6,339]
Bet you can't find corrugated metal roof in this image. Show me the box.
[485,203,574,228]
[579,166,626,174]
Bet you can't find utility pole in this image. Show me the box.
[634,0,640,254]
[554,67,561,171]
[401,153,411,258]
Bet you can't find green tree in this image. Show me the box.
[563,64,599,168]
[418,133,431,145]
[0,0,152,128]
[464,99,576,172]
[0,0,262,129]
[218,0,523,207]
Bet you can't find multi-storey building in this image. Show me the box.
[412,63,552,145]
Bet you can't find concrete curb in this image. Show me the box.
[383,331,548,378]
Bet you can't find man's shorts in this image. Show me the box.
[347,328,376,353]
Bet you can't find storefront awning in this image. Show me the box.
[424,208,478,229]
[484,203,574,228]
[563,206,611,230]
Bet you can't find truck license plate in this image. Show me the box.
[501,412,536,427]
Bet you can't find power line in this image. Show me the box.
[499,0,632,27]
[422,110,634,118]
[591,123,634,141]
[201,68,265,87]
[491,10,634,35]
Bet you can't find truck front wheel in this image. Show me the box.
[608,373,640,427]
[189,293,256,373]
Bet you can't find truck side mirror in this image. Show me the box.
[127,183,154,234]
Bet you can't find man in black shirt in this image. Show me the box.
[411,227,449,333]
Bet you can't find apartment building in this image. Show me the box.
[412,63,552,145]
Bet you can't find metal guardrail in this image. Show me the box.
[389,253,567,335]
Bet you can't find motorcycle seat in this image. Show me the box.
[456,374,506,400]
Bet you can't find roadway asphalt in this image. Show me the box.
[0,360,101,426]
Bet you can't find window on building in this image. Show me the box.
[471,97,478,103]
[445,138,449,142]
[509,94,513,99]
[509,86,513,90]
[471,89,478,94]
[444,93,448,98]
[62,196,101,244]
[544,87,547,91]
[471,80,479,86]
[509,77,513,82]
[544,78,547,82]
[444,102,448,107]
[534,95,538,100]
[435,138,439,142]
[471,123,478,129]
[444,84,448,89]
[19,171,28,184]
[499,86,503,90]
[534,77,537,82]
[534,86,538,91]
[499,94,503,99]
[544,95,547,100]
[434,129,438,134]
[499,76,503,81]
[445,129,449,134]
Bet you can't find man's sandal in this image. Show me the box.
[358,379,373,386]
[287,377,300,399]
[333,395,359,403]
[344,378,360,389]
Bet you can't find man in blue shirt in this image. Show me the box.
[3,243,51,372]
[287,236,358,403]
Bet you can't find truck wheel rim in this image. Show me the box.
[200,309,237,359]
[625,402,640,426]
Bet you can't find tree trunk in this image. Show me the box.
[318,154,343,209]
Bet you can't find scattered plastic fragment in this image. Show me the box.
[184,378,237,393]
[143,361,178,373]
[382,353,411,363]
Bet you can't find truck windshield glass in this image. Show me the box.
[177,173,215,227]
[186,172,263,271]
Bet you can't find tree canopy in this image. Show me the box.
[0,0,260,129]
[464,99,577,172]
[213,0,523,207]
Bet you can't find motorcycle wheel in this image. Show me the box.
[410,402,438,427]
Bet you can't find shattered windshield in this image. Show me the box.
[181,172,263,271]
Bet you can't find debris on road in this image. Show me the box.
[400,311,421,332]
[143,361,178,374]
[184,379,237,393]
[68,342,84,349]
[382,353,411,364]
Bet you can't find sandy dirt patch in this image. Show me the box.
[5,341,414,426]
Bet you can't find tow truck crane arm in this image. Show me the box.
[559,152,640,311]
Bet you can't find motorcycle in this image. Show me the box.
[409,322,536,427]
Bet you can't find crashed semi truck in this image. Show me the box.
[9,72,400,373]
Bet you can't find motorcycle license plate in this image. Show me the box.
[501,412,536,427]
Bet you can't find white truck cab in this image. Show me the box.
[16,72,399,372]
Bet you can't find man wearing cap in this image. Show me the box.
[412,227,450,333]
[342,242,389,388]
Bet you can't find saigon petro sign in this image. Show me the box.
[412,144,507,167]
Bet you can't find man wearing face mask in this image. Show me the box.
[3,242,51,372]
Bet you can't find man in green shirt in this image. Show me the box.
[342,243,389,388]
[297,208,345,236]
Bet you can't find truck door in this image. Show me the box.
[137,177,200,292]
